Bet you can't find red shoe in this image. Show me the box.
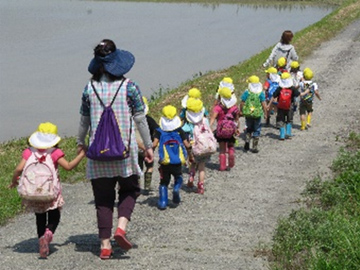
[114,228,132,251]
[100,248,113,260]
[197,182,204,194]
[39,236,49,258]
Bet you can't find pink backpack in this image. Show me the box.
[216,106,238,139]
[192,118,217,157]
[18,148,60,202]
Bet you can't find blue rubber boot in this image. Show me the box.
[172,176,183,204]
[286,123,293,139]
[157,185,168,210]
[279,127,285,140]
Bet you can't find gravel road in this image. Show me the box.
[1,19,360,270]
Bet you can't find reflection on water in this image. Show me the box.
[0,0,333,142]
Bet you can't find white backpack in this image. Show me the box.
[18,147,60,202]
[192,118,217,157]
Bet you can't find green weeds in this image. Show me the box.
[270,133,360,270]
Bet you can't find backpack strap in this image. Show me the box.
[90,78,125,108]
[90,78,132,152]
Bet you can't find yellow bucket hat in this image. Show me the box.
[277,57,286,68]
[290,61,300,69]
[28,122,61,149]
[218,87,232,99]
[246,75,260,84]
[265,67,277,74]
[162,105,177,119]
[142,96,149,115]
[281,72,291,79]
[160,105,181,131]
[303,68,314,80]
[188,88,201,99]
[186,97,203,113]
[219,77,235,92]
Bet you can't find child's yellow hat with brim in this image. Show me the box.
[28,122,61,149]
[160,105,181,131]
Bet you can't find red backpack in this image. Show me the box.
[277,88,292,110]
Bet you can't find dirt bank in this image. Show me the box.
[1,19,359,270]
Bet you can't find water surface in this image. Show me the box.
[0,0,332,141]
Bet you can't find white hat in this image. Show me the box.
[186,108,205,124]
[248,82,263,94]
[28,122,61,149]
[220,94,237,109]
[159,116,181,131]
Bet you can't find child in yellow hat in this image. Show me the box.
[152,106,193,209]
[267,72,300,140]
[240,76,267,153]
[9,122,86,258]
[210,87,240,171]
[263,67,280,126]
[299,68,321,130]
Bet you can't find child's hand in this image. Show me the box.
[8,178,19,189]
[189,154,195,163]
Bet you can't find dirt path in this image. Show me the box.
[1,20,360,270]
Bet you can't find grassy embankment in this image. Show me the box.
[269,132,360,269]
[0,0,359,232]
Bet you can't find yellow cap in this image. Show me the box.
[277,57,286,68]
[265,67,278,74]
[221,77,233,84]
[162,105,177,119]
[188,88,201,99]
[303,68,314,80]
[290,61,300,69]
[37,122,58,135]
[281,72,291,79]
[186,97,203,113]
[246,75,260,84]
[218,87,232,99]
[142,96,148,106]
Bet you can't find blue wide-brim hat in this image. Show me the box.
[88,49,135,77]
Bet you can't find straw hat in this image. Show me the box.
[159,105,181,131]
[28,122,61,149]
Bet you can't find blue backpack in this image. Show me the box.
[267,79,279,101]
[157,128,187,165]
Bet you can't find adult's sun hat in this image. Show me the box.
[277,57,286,68]
[303,68,314,80]
[290,61,300,69]
[279,72,293,88]
[186,98,204,124]
[160,105,181,131]
[88,41,135,77]
[28,122,61,149]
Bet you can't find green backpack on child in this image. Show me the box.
[242,91,262,118]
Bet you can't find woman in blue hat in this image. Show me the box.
[77,39,154,259]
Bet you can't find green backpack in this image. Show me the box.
[242,91,263,118]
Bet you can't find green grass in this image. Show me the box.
[0,137,86,225]
[270,133,360,270]
[0,0,359,226]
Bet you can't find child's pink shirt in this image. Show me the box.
[22,148,65,168]
[213,104,239,122]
